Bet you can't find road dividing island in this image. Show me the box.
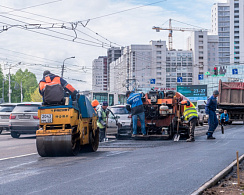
[191,154,244,195]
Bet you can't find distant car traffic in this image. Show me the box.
[9,102,42,138]
[0,103,17,134]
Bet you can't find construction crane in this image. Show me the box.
[152,18,208,50]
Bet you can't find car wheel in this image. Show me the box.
[116,126,121,140]
[11,131,20,138]
[0,130,2,134]
[200,122,203,126]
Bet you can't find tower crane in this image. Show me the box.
[152,18,208,50]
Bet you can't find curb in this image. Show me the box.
[191,154,244,195]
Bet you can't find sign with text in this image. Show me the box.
[177,85,207,101]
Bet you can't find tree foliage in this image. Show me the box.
[30,87,42,102]
[0,67,39,103]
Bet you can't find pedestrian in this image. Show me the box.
[220,110,231,126]
[205,90,219,139]
[126,91,146,136]
[180,99,198,142]
[97,101,108,142]
[39,70,78,104]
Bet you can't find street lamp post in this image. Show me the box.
[61,56,75,78]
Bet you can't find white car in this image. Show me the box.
[107,105,132,138]
[9,102,42,138]
[0,103,17,134]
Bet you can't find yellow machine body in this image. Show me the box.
[36,100,99,157]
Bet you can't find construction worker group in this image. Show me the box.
[39,71,221,143]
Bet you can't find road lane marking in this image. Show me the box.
[0,153,37,161]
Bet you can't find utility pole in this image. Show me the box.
[20,81,23,102]
[8,66,11,103]
[61,56,75,78]
[2,78,4,103]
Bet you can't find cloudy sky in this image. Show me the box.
[0,0,226,90]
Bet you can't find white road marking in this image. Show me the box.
[0,153,37,161]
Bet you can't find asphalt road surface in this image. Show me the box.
[1,124,244,195]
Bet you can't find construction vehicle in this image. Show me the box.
[134,90,191,139]
[36,95,99,157]
[218,80,244,123]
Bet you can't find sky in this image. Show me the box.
[0,0,227,91]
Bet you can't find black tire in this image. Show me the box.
[200,122,203,126]
[116,126,121,140]
[11,131,20,138]
[0,130,2,134]
[71,127,80,156]
[85,129,99,152]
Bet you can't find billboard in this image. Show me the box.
[177,85,207,101]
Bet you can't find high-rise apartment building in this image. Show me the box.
[110,44,152,92]
[92,56,108,91]
[187,31,219,83]
[107,47,122,91]
[211,0,243,65]
[107,47,123,65]
[109,41,193,93]
[166,50,193,88]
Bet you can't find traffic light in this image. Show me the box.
[214,67,218,76]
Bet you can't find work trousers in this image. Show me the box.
[207,110,218,136]
[132,112,146,135]
[99,128,106,142]
[221,119,231,126]
[189,118,197,138]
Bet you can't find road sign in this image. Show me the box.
[177,77,182,83]
[198,74,204,80]
[232,69,238,75]
[150,79,156,84]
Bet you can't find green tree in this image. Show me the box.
[30,87,42,102]
[10,69,38,103]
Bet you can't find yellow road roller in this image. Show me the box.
[36,95,99,157]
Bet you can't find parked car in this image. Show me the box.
[108,105,132,138]
[9,102,42,138]
[203,109,220,124]
[197,110,204,126]
[105,109,117,136]
[0,103,17,134]
[196,100,207,125]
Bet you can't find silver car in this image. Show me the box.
[9,102,42,138]
[108,105,132,138]
[0,103,17,134]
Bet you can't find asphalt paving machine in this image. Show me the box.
[36,95,99,157]
[135,90,191,139]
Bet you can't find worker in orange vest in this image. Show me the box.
[39,70,78,104]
